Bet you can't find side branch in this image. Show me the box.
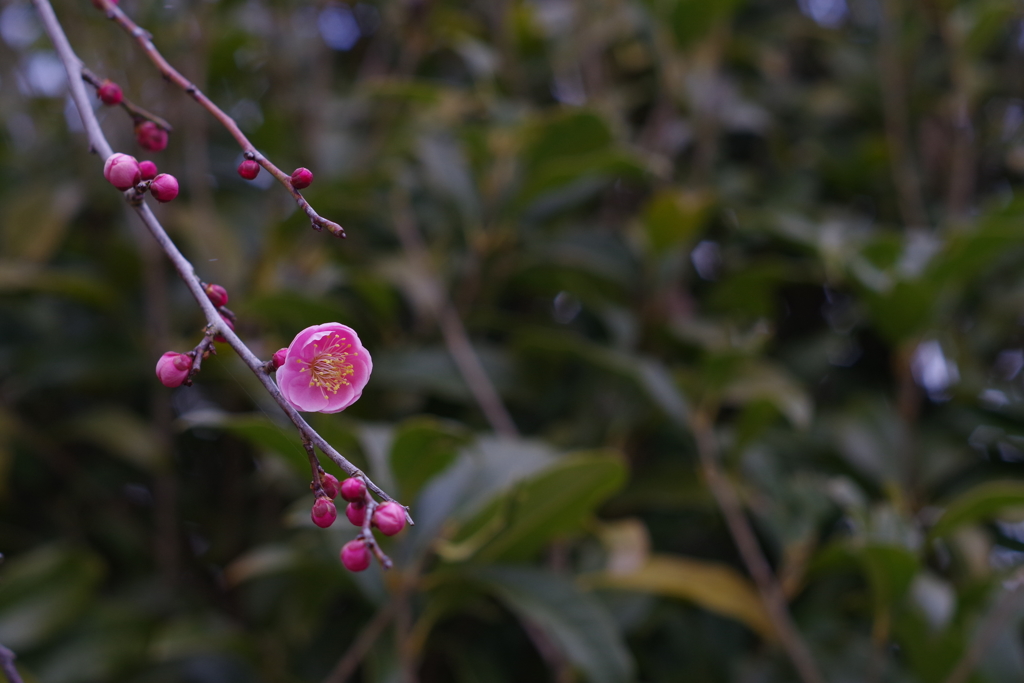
[81,66,173,132]
[34,0,409,525]
[91,0,345,238]
[691,410,825,683]
[0,644,24,683]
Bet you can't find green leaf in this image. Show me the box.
[929,480,1024,539]
[583,554,775,640]
[0,545,104,650]
[65,408,167,472]
[444,451,627,562]
[471,566,635,683]
[389,416,470,502]
[642,189,714,254]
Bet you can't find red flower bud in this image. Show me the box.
[139,160,158,180]
[97,80,122,106]
[103,153,141,190]
[272,347,287,369]
[341,539,371,572]
[155,351,191,388]
[340,477,366,503]
[322,473,340,499]
[204,283,228,308]
[238,159,260,180]
[136,121,168,152]
[150,173,179,202]
[290,167,313,189]
[345,502,366,527]
[373,502,406,536]
[311,497,337,528]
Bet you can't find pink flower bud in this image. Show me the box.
[341,539,371,572]
[340,477,366,503]
[139,160,158,180]
[136,121,168,152]
[97,80,122,106]
[345,502,366,527]
[311,497,337,528]
[322,473,340,499]
[204,283,228,308]
[214,314,235,343]
[373,502,406,536]
[238,159,260,180]
[272,348,287,369]
[155,351,191,388]
[290,167,313,189]
[103,153,141,190]
[150,173,179,203]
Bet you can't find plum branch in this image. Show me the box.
[33,0,409,526]
[90,0,346,238]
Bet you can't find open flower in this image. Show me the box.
[277,323,371,413]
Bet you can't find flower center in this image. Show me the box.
[297,334,357,396]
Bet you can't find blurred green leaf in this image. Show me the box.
[584,554,775,640]
[929,480,1024,540]
[390,416,470,502]
[444,451,626,562]
[471,566,635,683]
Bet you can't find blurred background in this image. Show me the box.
[3,0,1024,680]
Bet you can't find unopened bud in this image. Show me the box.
[311,497,337,528]
[97,80,122,105]
[103,153,141,190]
[322,473,340,499]
[345,502,366,527]
[139,160,158,180]
[136,121,168,152]
[150,173,179,202]
[340,477,366,503]
[238,159,260,180]
[290,167,313,189]
[155,351,191,388]
[204,283,228,308]
[341,539,371,572]
[373,502,406,536]
[272,347,287,369]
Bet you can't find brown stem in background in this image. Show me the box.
[35,0,410,526]
[391,195,519,438]
[942,568,1024,683]
[930,2,975,218]
[0,644,24,683]
[81,66,174,131]
[878,0,929,228]
[691,409,826,683]
[90,0,345,238]
[322,602,398,683]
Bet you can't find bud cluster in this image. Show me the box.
[307,472,406,572]
[103,153,178,202]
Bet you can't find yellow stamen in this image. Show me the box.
[297,334,358,397]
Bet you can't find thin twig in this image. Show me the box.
[359,484,392,569]
[878,0,929,228]
[322,602,398,683]
[34,0,410,526]
[0,644,24,683]
[391,194,519,438]
[81,66,173,131]
[303,437,326,499]
[184,332,215,386]
[691,409,825,683]
[942,568,1024,683]
[89,0,344,237]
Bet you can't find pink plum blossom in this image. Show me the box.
[277,323,371,413]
